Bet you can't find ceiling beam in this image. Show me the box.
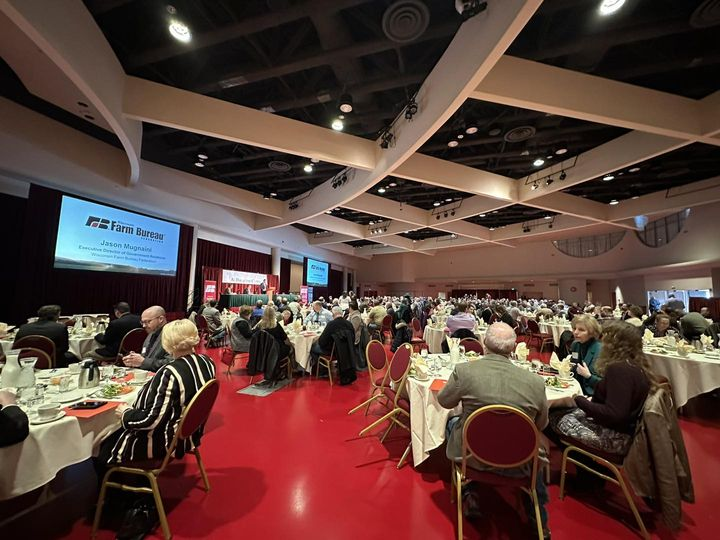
[299,213,365,238]
[490,214,597,242]
[473,56,707,143]
[253,0,543,231]
[343,192,428,228]
[123,76,378,171]
[522,191,638,231]
[307,233,358,245]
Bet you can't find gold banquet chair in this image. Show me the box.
[91,379,220,540]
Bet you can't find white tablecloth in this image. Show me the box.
[422,326,487,354]
[644,349,720,407]
[0,368,143,500]
[406,355,581,466]
[1,336,98,360]
[538,321,572,347]
[288,332,320,372]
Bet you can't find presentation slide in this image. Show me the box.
[306,258,329,286]
[54,195,181,276]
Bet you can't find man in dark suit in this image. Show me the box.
[122,306,173,371]
[15,304,78,367]
[94,302,142,358]
[0,390,29,447]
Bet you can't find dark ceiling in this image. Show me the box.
[1,0,717,244]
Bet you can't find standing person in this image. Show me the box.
[569,314,603,396]
[438,323,550,539]
[121,306,172,371]
[94,302,142,359]
[14,304,77,367]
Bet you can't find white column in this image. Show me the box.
[271,247,281,277]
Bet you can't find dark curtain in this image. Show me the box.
[12,184,192,326]
[450,289,518,300]
[279,257,291,294]
[690,298,719,322]
[328,269,343,298]
[0,193,27,323]
[196,239,270,274]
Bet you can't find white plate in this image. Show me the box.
[30,411,67,425]
[50,390,84,403]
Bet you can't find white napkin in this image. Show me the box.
[700,334,712,347]
[549,353,572,378]
[514,342,528,361]
[549,351,560,366]
[643,329,654,342]
[413,356,429,380]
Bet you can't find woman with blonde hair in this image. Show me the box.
[570,313,603,396]
[98,319,216,465]
[256,305,292,361]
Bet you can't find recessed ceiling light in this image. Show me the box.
[609,199,619,205]
[433,202,441,207]
[388,182,397,187]
[533,158,545,167]
[555,148,568,155]
[631,195,639,200]
[544,216,552,220]
[599,0,626,16]
[457,134,464,140]
[629,167,640,173]
[194,162,204,168]
[488,127,502,137]
[331,118,344,131]
[465,126,478,135]
[168,19,192,43]
[197,153,208,160]
[262,194,270,200]
[479,213,486,217]
[270,192,277,197]
[325,210,332,214]
[445,198,452,202]
[489,227,495,231]
[310,158,319,163]
[303,164,313,173]
[447,140,459,148]
[369,221,374,225]
[338,94,353,114]
[377,187,386,194]
[491,210,498,213]
[546,155,553,160]
[412,239,417,243]
[602,175,615,181]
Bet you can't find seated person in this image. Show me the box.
[624,305,644,329]
[446,303,476,334]
[255,306,292,361]
[15,304,78,367]
[438,323,550,538]
[391,319,413,353]
[310,307,357,384]
[122,306,173,371]
[367,303,387,334]
[97,319,216,466]
[307,301,333,325]
[700,307,714,323]
[223,285,233,295]
[550,322,653,457]
[251,300,264,319]
[202,299,226,343]
[0,390,29,447]
[94,302,142,358]
[494,305,516,328]
[230,306,253,353]
[680,311,711,343]
[280,308,294,325]
[569,314,603,396]
[648,313,673,337]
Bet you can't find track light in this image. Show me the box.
[531,182,539,190]
[436,215,440,220]
[288,201,299,210]
[339,94,353,113]
[379,128,394,149]
[405,97,418,120]
[559,170,567,181]
[444,212,448,218]
[455,0,488,21]
[451,210,456,216]
[545,178,554,186]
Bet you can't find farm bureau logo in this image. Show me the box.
[84,215,165,242]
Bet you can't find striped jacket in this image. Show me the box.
[108,353,216,463]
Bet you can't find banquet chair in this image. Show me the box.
[195,315,210,344]
[449,405,544,540]
[460,338,483,354]
[13,335,55,366]
[359,343,413,468]
[380,314,393,343]
[19,347,53,369]
[316,343,336,386]
[220,346,249,378]
[91,379,220,540]
[348,340,389,416]
[526,320,554,353]
[116,328,147,365]
[410,317,427,352]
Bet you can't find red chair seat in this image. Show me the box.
[464,467,530,489]
[374,376,387,386]
[410,337,425,343]
[382,387,409,413]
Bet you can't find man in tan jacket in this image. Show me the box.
[438,322,550,538]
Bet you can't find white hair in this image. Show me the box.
[483,322,516,355]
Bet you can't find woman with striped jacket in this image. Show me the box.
[98,319,216,465]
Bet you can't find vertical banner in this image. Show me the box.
[204,280,217,302]
[307,286,314,303]
[300,285,308,304]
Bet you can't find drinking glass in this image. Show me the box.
[101,365,114,382]
[58,375,71,393]
[420,348,428,359]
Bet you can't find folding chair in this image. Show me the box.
[348,340,389,415]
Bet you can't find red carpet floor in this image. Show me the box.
[12,345,720,539]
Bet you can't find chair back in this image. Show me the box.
[19,347,53,369]
[460,338,483,354]
[527,319,541,334]
[177,379,220,440]
[462,405,540,477]
[388,343,412,384]
[13,335,55,364]
[118,328,147,356]
[381,315,392,331]
[196,315,209,331]
[365,340,387,372]
[411,317,422,336]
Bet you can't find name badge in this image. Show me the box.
[571,351,579,360]
[142,346,147,355]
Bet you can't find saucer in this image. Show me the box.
[30,411,67,425]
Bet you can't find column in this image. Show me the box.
[342,266,349,293]
[271,247,281,277]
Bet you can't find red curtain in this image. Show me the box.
[690,297,719,322]
[196,239,270,274]
[12,184,193,325]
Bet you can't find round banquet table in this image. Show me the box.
[538,321,572,347]
[643,347,720,407]
[422,326,488,354]
[1,335,98,360]
[0,368,145,500]
[287,330,320,372]
[406,354,581,467]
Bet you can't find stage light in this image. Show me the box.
[530,182,539,190]
[380,129,394,149]
[545,178,554,186]
[405,98,418,120]
[451,210,456,216]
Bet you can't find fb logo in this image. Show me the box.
[85,216,110,229]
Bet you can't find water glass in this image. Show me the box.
[420,348,428,358]
[58,375,71,393]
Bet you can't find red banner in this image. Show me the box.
[204,280,217,302]
[300,285,308,304]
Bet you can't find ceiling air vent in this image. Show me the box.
[382,0,430,43]
[504,126,536,143]
[268,160,291,172]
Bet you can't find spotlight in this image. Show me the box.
[548,223,553,229]
[599,0,625,16]
[533,158,545,167]
[379,128,394,149]
[303,163,313,173]
[168,19,192,43]
[602,174,614,181]
[339,94,353,113]
[444,212,448,218]
[288,201,299,210]
[545,178,554,186]
[331,117,344,131]
[451,210,456,216]
[447,139,459,148]
[405,98,418,120]
[455,0,488,21]
[530,182,539,190]
[433,202,441,207]
[436,215,440,220]
[555,148,568,155]
[559,170,567,181]
[451,234,457,239]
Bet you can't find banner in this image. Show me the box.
[204,280,217,302]
[300,285,308,303]
[222,269,266,285]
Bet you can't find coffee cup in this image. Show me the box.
[37,402,61,419]
[68,363,81,374]
[134,370,148,383]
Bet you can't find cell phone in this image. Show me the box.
[70,401,105,410]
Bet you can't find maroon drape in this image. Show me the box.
[196,239,270,274]
[12,184,192,325]
[690,298,719,322]
[450,289,519,300]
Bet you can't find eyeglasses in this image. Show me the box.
[141,315,162,326]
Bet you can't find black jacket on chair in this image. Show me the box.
[248,330,281,382]
[329,328,358,385]
[95,313,142,357]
